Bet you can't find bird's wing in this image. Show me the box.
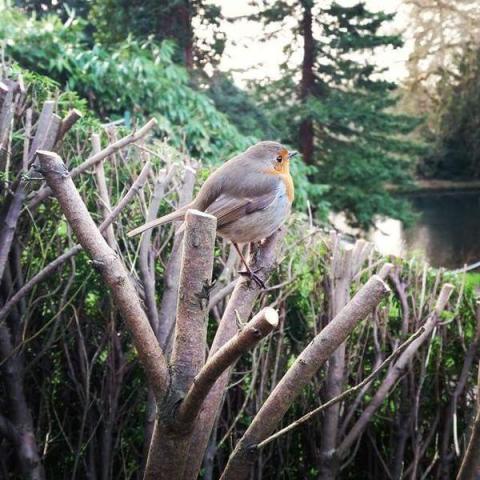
[205,190,277,228]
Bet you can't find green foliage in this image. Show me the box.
[88,0,226,68]
[15,0,226,69]
[254,1,424,228]
[0,8,251,160]
[206,71,276,139]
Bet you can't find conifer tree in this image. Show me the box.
[255,0,423,228]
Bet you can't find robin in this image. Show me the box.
[128,141,297,287]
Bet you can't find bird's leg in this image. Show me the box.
[233,242,266,289]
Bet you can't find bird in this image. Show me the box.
[128,141,297,288]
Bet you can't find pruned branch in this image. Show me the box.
[29,118,157,209]
[55,108,83,145]
[177,307,279,425]
[143,209,216,480]
[220,270,392,480]
[170,209,217,394]
[37,150,169,400]
[182,228,287,480]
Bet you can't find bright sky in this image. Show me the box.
[211,0,412,86]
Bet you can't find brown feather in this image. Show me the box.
[206,191,277,228]
[127,206,189,237]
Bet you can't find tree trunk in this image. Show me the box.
[299,0,315,165]
[177,1,194,69]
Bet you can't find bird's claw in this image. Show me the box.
[238,269,266,289]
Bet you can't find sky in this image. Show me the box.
[210,0,412,86]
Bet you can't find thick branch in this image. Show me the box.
[143,209,216,480]
[28,118,157,209]
[220,272,391,480]
[37,150,168,400]
[177,307,279,425]
[182,229,286,480]
[157,161,197,347]
[27,100,60,165]
[170,209,217,394]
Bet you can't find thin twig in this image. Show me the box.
[257,325,425,449]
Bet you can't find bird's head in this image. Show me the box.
[245,141,298,175]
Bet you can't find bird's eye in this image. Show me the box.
[276,155,283,163]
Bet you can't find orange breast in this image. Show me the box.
[263,167,295,203]
[282,173,295,203]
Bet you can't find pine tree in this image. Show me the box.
[255,0,423,228]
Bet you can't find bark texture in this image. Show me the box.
[144,209,216,480]
[182,229,286,480]
[220,272,391,480]
[37,150,169,400]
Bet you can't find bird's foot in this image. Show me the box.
[238,268,266,289]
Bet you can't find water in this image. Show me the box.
[372,191,480,269]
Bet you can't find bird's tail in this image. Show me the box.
[127,207,188,237]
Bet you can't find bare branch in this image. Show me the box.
[28,118,157,209]
[337,283,455,457]
[0,161,151,324]
[37,150,169,400]
[92,133,115,247]
[55,108,83,144]
[138,165,177,333]
[220,272,391,480]
[177,307,279,425]
[257,325,425,449]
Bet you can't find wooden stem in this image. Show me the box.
[37,150,169,400]
[220,272,391,480]
[177,307,279,425]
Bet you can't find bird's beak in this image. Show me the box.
[288,151,298,159]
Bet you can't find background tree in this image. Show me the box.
[253,0,423,228]
[15,0,225,70]
[401,0,480,179]
[422,47,480,179]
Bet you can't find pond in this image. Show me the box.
[371,190,480,270]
